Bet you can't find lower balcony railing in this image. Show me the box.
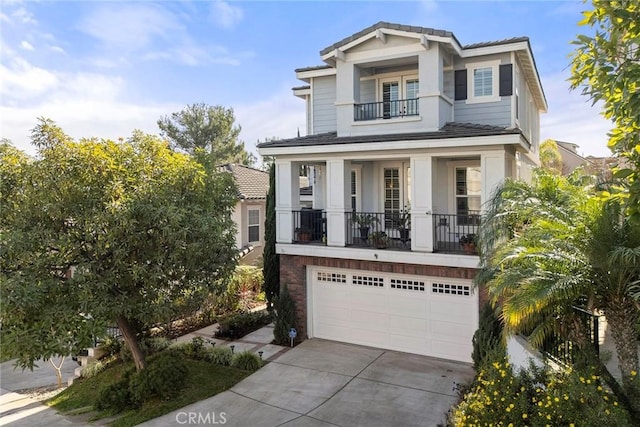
[293,209,326,244]
[433,212,481,255]
[345,211,411,250]
[354,98,419,121]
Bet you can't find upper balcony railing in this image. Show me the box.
[292,209,326,245]
[354,98,419,122]
[345,211,411,250]
[432,212,481,255]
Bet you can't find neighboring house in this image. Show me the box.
[554,140,590,175]
[221,164,269,266]
[258,22,546,363]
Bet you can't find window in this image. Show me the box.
[379,76,419,118]
[455,167,481,225]
[383,165,410,228]
[466,61,500,103]
[473,67,493,97]
[248,209,260,243]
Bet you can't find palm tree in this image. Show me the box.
[477,169,640,413]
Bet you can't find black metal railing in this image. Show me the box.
[292,209,326,244]
[541,306,600,365]
[345,211,411,250]
[432,212,481,255]
[354,98,419,121]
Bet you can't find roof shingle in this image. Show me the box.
[220,164,269,200]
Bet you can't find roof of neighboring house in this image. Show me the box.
[292,85,311,91]
[463,36,530,49]
[220,164,269,200]
[294,65,333,73]
[257,122,523,148]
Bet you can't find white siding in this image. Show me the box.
[359,79,376,104]
[312,75,337,134]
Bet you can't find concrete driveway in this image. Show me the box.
[141,339,474,427]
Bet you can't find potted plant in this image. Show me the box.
[459,234,477,254]
[295,227,312,243]
[352,214,378,240]
[394,204,411,243]
[369,231,389,249]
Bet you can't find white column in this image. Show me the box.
[335,61,356,136]
[481,152,507,209]
[275,160,300,243]
[325,159,351,246]
[418,45,441,130]
[410,155,433,252]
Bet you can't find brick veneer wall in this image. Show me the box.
[279,254,482,341]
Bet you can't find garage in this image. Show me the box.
[308,267,478,363]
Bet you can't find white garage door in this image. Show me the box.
[309,267,478,363]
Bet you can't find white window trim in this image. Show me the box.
[247,207,261,244]
[351,165,362,213]
[465,60,501,104]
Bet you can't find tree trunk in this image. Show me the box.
[116,314,146,371]
[48,356,65,388]
[605,299,640,415]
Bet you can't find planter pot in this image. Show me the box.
[399,228,410,243]
[359,226,370,240]
[463,243,476,254]
[297,231,312,243]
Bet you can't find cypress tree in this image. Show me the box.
[263,162,279,309]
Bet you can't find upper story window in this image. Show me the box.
[465,60,500,104]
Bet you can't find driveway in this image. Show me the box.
[141,339,474,427]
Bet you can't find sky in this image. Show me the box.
[0,0,614,159]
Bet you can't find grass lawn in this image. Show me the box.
[47,358,251,427]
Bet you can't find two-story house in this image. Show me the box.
[258,22,546,363]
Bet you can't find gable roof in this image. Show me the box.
[220,164,269,200]
[319,21,458,56]
[257,122,523,149]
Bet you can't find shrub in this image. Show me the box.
[82,360,105,379]
[170,337,209,360]
[449,358,633,426]
[99,336,122,358]
[471,302,505,369]
[215,265,264,314]
[230,351,263,372]
[204,346,233,366]
[95,368,135,411]
[142,337,172,354]
[273,286,296,346]
[129,350,189,405]
[215,310,272,340]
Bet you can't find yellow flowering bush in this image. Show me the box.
[449,359,633,426]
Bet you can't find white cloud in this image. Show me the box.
[77,4,182,51]
[211,0,243,29]
[11,7,37,25]
[234,87,306,159]
[49,45,66,54]
[0,57,59,101]
[540,72,612,157]
[20,40,33,51]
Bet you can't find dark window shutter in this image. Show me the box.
[454,70,467,100]
[499,64,513,96]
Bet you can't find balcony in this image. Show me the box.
[345,211,411,251]
[354,98,419,122]
[432,212,481,255]
[293,209,326,244]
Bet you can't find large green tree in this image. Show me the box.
[477,170,640,414]
[0,119,239,372]
[570,0,640,220]
[157,103,255,166]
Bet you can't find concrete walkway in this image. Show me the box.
[140,339,475,427]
